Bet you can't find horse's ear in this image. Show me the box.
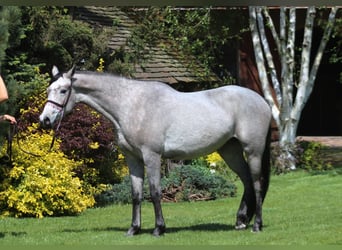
[52,65,59,77]
[65,65,76,79]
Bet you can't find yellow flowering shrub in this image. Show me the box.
[204,152,237,181]
[112,152,129,181]
[96,57,105,72]
[205,152,224,167]
[0,124,95,218]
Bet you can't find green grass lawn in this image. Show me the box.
[1,170,341,246]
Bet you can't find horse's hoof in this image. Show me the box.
[251,224,262,233]
[152,226,166,237]
[126,226,141,236]
[235,223,247,230]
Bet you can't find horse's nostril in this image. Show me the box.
[43,117,51,128]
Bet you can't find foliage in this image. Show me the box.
[0,69,125,217]
[271,141,333,174]
[317,8,342,83]
[0,7,24,66]
[54,59,125,184]
[0,8,10,66]
[13,64,127,186]
[96,58,105,72]
[95,163,236,206]
[94,177,132,206]
[296,141,333,172]
[0,63,49,150]
[0,123,95,218]
[162,164,236,202]
[5,59,49,107]
[204,152,237,180]
[0,7,26,145]
[1,7,128,187]
[144,7,233,84]
[58,104,126,185]
[108,7,245,86]
[8,7,112,72]
[19,94,127,186]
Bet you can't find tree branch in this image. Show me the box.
[293,7,339,121]
[256,7,282,107]
[286,7,296,97]
[281,7,296,122]
[249,6,280,127]
[262,7,281,54]
[280,7,287,59]
[309,7,339,85]
[279,7,289,124]
[293,6,316,121]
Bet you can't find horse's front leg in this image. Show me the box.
[143,150,166,236]
[125,155,145,236]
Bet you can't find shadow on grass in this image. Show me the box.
[62,223,236,235]
[0,231,27,238]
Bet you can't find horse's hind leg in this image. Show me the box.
[218,138,255,230]
[245,151,264,232]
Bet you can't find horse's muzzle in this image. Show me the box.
[39,116,52,129]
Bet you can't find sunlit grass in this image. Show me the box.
[1,169,341,245]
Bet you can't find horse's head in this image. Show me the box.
[39,65,76,129]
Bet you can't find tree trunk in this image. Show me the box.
[276,120,298,172]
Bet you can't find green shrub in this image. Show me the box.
[162,164,236,202]
[95,164,236,206]
[271,141,333,174]
[297,141,332,172]
[94,176,132,206]
[0,124,95,218]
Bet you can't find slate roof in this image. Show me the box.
[73,6,220,85]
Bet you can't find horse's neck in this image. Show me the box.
[73,74,137,129]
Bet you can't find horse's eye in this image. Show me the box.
[60,89,68,94]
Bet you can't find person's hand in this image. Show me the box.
[1,114,16,124]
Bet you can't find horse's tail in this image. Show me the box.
[261,126,271,202]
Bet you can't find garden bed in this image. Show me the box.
[296,136,342,166]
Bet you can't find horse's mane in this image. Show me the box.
[75,70,170,85]
[76,70,123,78]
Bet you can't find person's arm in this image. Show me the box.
[0,76,9,103]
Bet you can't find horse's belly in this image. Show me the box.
[162,117,233,159]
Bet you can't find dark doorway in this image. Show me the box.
[297,55,342,136]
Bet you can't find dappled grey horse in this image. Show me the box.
[40,66,272,236]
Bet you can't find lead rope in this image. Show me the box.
[7,124,13,161]
[7,115,63,160]
[48,108,65,151]
[8,123,43,158]
[7,77,74,159]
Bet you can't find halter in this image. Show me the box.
[5,80,74,159]
[46,77,74,110]
[45,78,75,150]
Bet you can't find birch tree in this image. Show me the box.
[249,6,339,171]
